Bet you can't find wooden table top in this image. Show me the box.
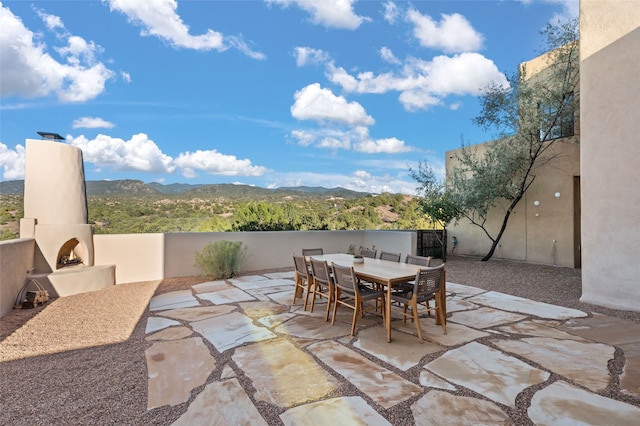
[309,253,419,285]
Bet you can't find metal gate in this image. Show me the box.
[416,230,447,261]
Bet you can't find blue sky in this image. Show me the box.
[0,0,578,194]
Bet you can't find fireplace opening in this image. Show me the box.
[57,238,84,269]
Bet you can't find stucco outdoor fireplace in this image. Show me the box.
[19,138,115,297]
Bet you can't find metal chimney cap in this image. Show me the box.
[37,131,65,140]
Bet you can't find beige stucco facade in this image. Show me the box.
[446,43,581,268]
[446,140,580,267]
[579,0,640,311]
[447,0,639,312]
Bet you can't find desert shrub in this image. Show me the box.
[194,240,247,279]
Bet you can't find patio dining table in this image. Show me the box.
[309,253,446,342]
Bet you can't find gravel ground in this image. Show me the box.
[1,255,638,425]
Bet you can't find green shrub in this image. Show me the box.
[194,240,247,279]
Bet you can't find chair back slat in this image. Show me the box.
[359,247,377,258]
[413,264,445,296]
[302,248,324,256]
[310,257,332,287]
[293,255,309,277]
[379,251,401,262]
[331,263,357,295]
[405,254,432,267]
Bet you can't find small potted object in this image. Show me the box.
[353,255,364,264]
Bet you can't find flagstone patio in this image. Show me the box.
[144,271,640,425]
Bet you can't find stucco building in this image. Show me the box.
[579,0,639,311]
[446,0,639,312]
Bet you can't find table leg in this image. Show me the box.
[435,272,447,326]
[386,281,392,342]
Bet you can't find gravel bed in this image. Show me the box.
[1,255,638,425]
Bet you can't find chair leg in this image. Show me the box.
[350,301,359,336]
[437,305,447,335]
[303,279,312,310]
[310,282,318,313]
[411,300,424,343]
[325,292,332,322]
[292,274,300,304]
[331,289,340,325]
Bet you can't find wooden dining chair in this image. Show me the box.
[292,254,313,310]
[394,254,434,298]
[405,254,432,267]
[379,251,401,262]
[302,248,324,256]
[309,257,334,321]
[390,264,447,342]
[358,247,377,258]
[331,262,385,336]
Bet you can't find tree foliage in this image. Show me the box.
[1,189,434,240]
[410,161,461,231]
[456,19,579,261]
[412,19,579,261]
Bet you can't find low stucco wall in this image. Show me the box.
[94,230,416,284]
[94,233,165,284]
[1,230,415,318]
[0,238,35,317]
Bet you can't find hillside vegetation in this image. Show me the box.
[0,180,432,240]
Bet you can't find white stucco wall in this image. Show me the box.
[93,230,415,284]
[0,239,35,317]
[580,0,640,311]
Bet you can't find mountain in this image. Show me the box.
[0,180,371,199]
[0,180,23,195]
[87,180,160,196]
[148,182,204,194]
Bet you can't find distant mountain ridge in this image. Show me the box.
[0,179,370,199]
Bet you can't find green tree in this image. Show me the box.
[231,202,297,231]
[410,161,461,258]
[456,19,579,261]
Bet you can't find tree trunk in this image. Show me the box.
[480,196,521,261]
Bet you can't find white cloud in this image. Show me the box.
[294,46,330,67]
[291,83,374,126]
[0,142,26,180]
[406,9,484,53]
[380,47,400,65]
[174,150,268,178]
[35,8,64,31]
[354,137,412,154]
[68,133,175,173]
[106,0,265,59]
[519,0,579,24]
[0,4,115,102]
[289,126,412,154]
[383,1,399,24]
[72,117,116,129]
[267,0,369,30]
[2,132,268,180]
[317,137,351,150]
[326,52,508,111]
